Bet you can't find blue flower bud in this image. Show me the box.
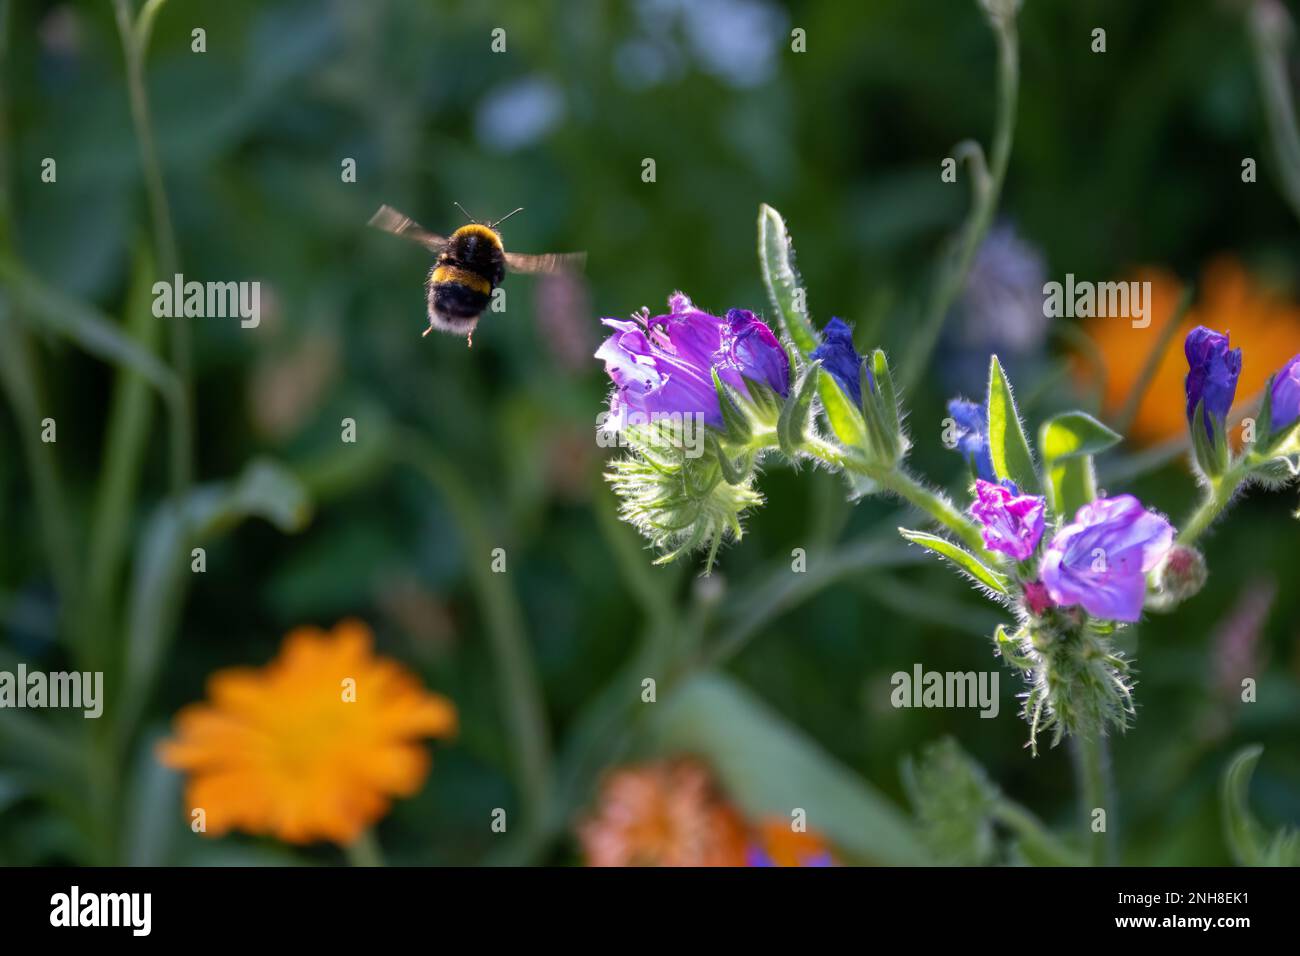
[810,317,871,404]
[1184,325,1242,441]
[1269,353,1300,433]
[947,398,996,483]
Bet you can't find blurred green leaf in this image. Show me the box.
[0,257,179,398]
[88,248,163,648]
[119,459,313,739]
[121,732,182,867]
[1221,745,1300,866]
[902,737,998,865]
[986,355,1040,495]
[651,672,932,865]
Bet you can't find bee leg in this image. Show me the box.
[421,324,433,337]
[467,331,474,349]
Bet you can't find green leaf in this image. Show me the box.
[871,349,903,449]
[859,361,893,460]
[986,355,1040,494]
[711,368,752,445]
[777,360,820,456]
[899,528,1008,594]
[652,673,931,865]
[1190,398,1228,479]
[1038,411,1121,518]
[817,367,869,449]
[1221,745,1300,866]
[89,248,165,637]
[0,257,179,398]
[710,435,754,486]
[757,204,819,356]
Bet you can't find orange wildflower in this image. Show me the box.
[1082,257,1300,446]
[746,817,836,866]
[158,619,457,845]
[577,758,748,866]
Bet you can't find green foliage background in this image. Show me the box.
[0,0,1298,865]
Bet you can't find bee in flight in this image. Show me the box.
[368,203,585,344]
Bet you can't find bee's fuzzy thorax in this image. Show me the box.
[450,223,504,250]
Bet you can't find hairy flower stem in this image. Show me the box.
[1177,461,1251,547]
[797,437,989,555]
[1073,734,1116,866]
[899,4,1019,391]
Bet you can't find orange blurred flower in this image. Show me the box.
[158,619,457,845]
[1082,257,1300,445]
[577,758,748,866]
[746,817,836,867]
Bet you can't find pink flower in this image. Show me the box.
[968,479,1045,561]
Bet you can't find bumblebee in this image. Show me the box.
[368,203,585,343]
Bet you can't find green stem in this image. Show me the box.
[1112,286,1194,435]
[991,799,1082,866]
[797,436,989,556]
[396,432,554,835]
[112,0,191,496]
[1177,462,1251,547]
[343,829,385,867]
[875,467,990,555]
[1073,734,1115,866]
[899,5,1019,390]
[1248,0,1300,226]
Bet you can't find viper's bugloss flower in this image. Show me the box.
[1184,325,1242,439]
[746,820,835,867]
[158,620,457,845]
[810,317,870,403]
[595,292,789,429]
[1039,496,1175,623]
[576,758,748,866]
[1269,352,1300,432]
[969,479,1045,561]
[947,398,996,482]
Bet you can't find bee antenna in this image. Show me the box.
[453,202,477,223]
[488,207,524,229]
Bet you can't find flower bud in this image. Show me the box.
[1184,326,1241,476]
[1155,544,1207,605]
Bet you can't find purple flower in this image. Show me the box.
[1039,495,1175,623]
[810,317,870,404]
[1269,353,1300,433]
[969,479,1045,561]
[947,398,996,483]
[595,293,789,429]
[1184,326,1242,440]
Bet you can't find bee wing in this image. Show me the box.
[504,250,587,275]
[368,204,446,251]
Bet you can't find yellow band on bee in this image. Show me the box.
[431,265,491,295]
